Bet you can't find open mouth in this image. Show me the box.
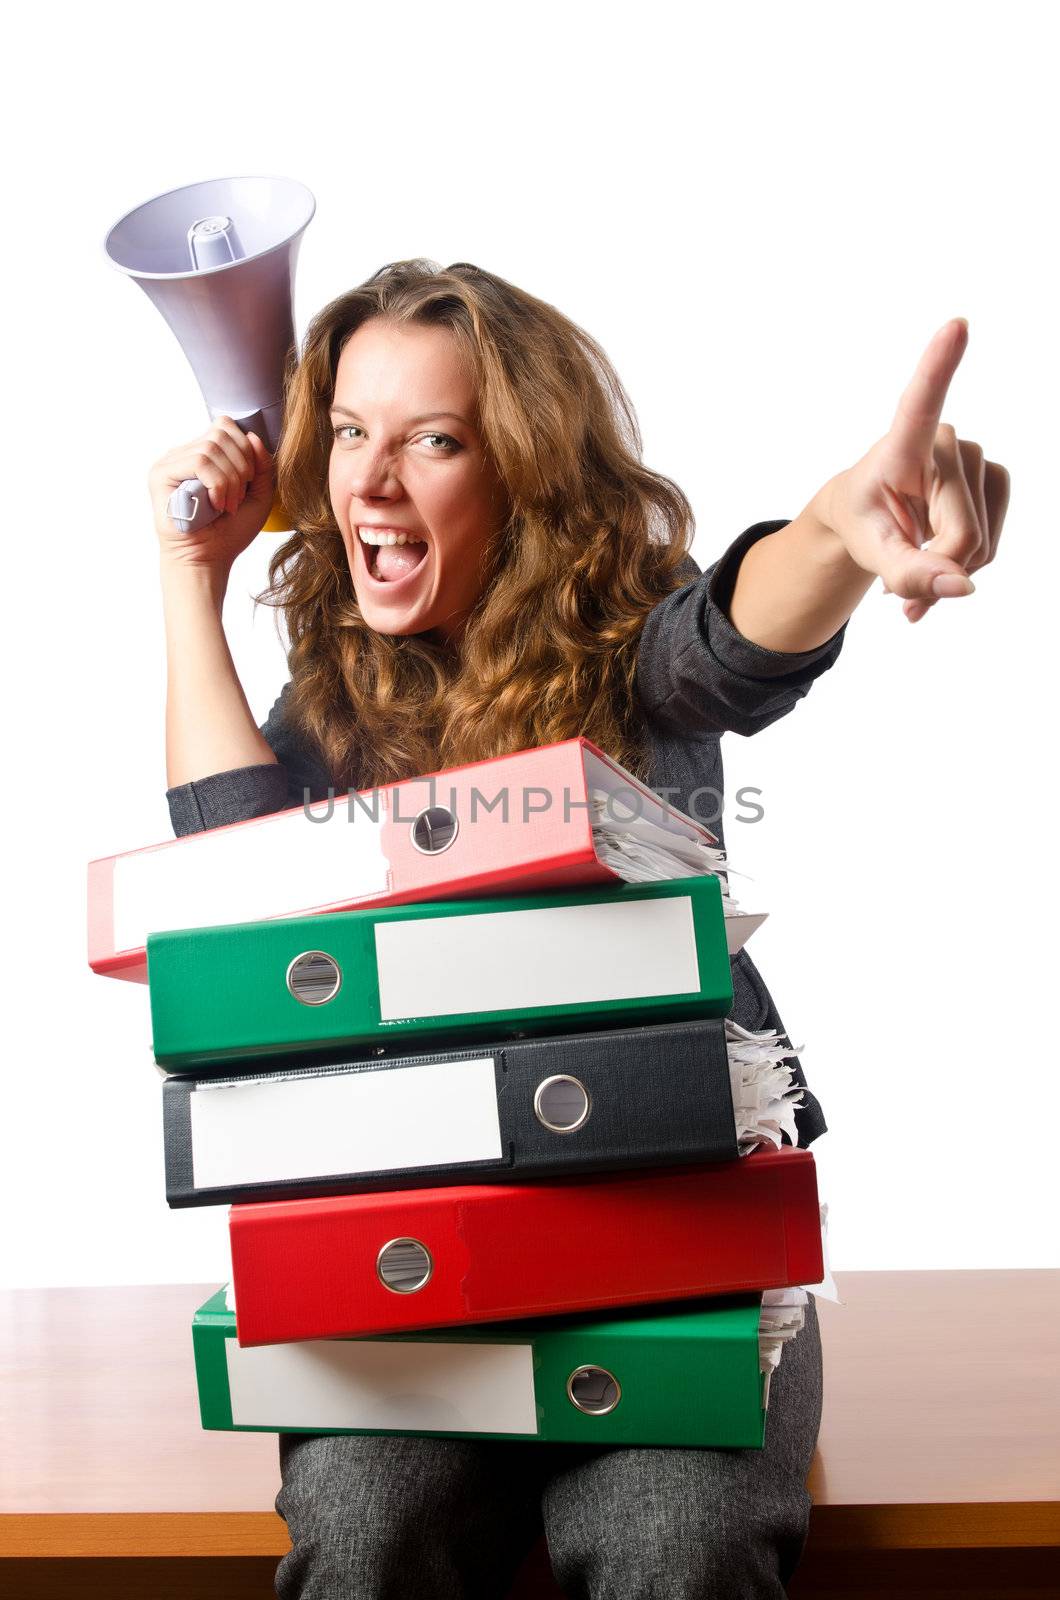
[357,527,430,590]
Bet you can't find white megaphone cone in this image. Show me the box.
[104,175,316,534]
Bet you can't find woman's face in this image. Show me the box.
[329,318,509,646]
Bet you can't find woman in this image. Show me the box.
[151,261,1008,1598]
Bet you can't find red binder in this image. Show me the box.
[89,736,754,983]
[228,1146,822,1346]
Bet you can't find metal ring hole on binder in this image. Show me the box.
[533,1075,591,1134]
[376,1237,434,1294]
[567,1366,621,1415]
[410,805,459,855]
[286,951,342,1006]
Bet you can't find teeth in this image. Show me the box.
[358,528,426,547]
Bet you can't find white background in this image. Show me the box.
[3,0,1056,1288]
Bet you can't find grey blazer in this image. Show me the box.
[165,519,847,1145]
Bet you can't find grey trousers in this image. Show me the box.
[274,1296,822,1599]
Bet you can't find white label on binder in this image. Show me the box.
[226,1336,539,1434]
[374,895,700,1020]
[113,798,390,952]
[190,1057,502,1189]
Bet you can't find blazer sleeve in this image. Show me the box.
[635,520,849,737]
[164,682,334,838]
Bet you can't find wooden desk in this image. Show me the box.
[1,1271,1058,1597]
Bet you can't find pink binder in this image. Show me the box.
[88,736,762,982]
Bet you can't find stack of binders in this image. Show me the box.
[89,736,823,1448]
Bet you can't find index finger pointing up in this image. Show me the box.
[887,317,970,464]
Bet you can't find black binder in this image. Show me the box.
[163,1017,740,1207]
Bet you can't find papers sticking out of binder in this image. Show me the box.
[589,790,767,948]
[725,1019,805,1152]
[758,1287,808,1407]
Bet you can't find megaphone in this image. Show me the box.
[104,175,316,534]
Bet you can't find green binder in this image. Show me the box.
[193,1288,771,1447]
[148,875,732,1072]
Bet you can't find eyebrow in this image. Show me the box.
[329,404,473,427]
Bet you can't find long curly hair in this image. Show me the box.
[258,259,696,792]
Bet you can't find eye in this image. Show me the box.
[330,424,460,454]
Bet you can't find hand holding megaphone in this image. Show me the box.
[149,417,275,568]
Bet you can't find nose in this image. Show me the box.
[347,441,403,503]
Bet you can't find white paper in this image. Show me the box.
[225,1335,539,1435]
[374,895,701,1020]
[722,912,768,955]
[579,752,719,847]
[724,1018,804,1154]
[113,795,389,952]
[758,1287,808,1407]
[190,1056,502,1189]
[589,791,767,953]
[799,1202,842,1303]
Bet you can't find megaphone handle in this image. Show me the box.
[167,478,218,534]
[166,407,270,534]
